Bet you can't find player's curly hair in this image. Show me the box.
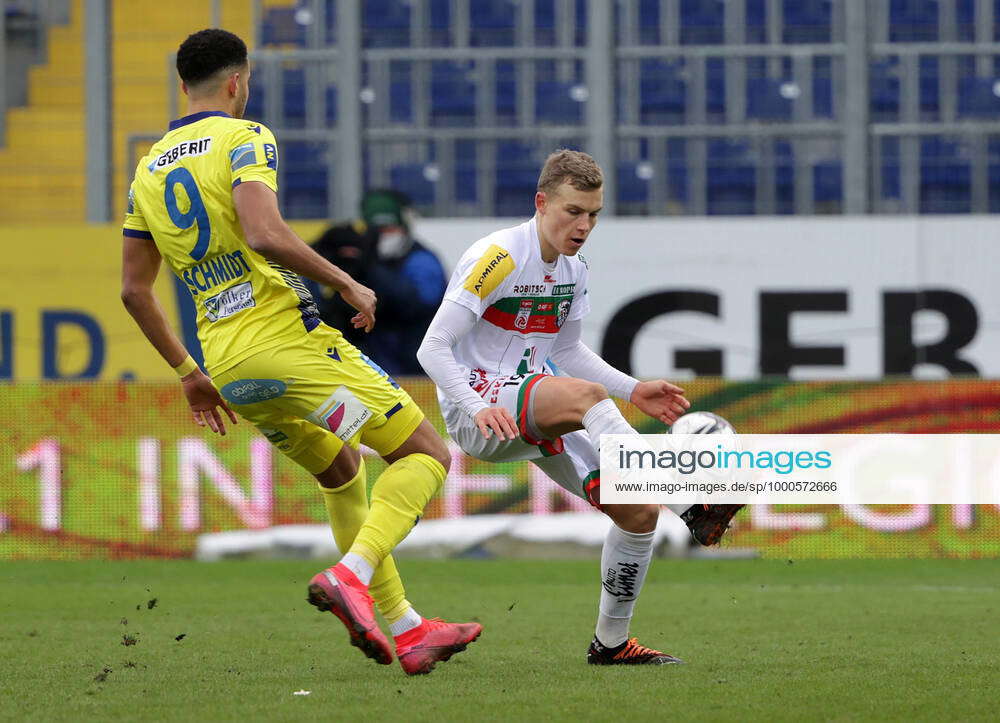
[537,149,603,194]
[176,29,248,87]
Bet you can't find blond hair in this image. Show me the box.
[537,149,603,194]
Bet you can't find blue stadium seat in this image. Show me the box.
[681,0,725,45]
[535,81,583,124]
[430,61,476,126]
[495,61,517,121]
[706,58,726,119]
[745,0,767,43]
[706,140,755,215]
[746,79,793,120]
[617,162,650,205]
[813,160,842,205]
[870,58,900,120]
[470,0,517,46]
[812,57,834,118]
[988,136,1000,212]
[920,137,970,213]
[455,141,478,204]
[957,78,1000,118]
[639,59,686,124]
[390,163,436,207]
[363,0,411,48]
[775,141,795,214]
[889,0,939,42]
[282,141,329,219]
[494,142,540,216]
[783,0,832,43]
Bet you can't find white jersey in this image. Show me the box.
[441,217,590,397]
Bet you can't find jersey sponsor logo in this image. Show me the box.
[309,386,373,441]
[556,298,572,328]
[513,284,546,295]
[536,302,553,312]
[182,250,253,296]
[229,143,258,172]
[220,378,287,405]
[203,281,256,322]
[552,283,576,296]
[258,427,292,451]
[514,299,533,330]
[462,244,515,299]
[148,137,212,171]
[263,143,278,171]
[544,274,556,283]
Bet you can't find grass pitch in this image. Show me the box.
[1,558,997,722]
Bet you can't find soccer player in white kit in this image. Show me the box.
[418,149,742,665]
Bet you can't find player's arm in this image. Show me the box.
[233,181,376,332]
[549,319,689,425]
[417,300,519,441]
[120,234,238,435]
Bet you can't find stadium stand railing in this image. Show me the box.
[8,0,1000,221]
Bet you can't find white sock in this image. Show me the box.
[389,607,423,637]
[595,523,656,648]
[582,398,639,456]
[339,552,375,586]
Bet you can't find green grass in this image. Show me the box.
[1,559,998,722]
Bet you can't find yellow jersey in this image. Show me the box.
[123,111,320,375]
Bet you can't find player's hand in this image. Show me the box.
[473,407,519,441]
[339,281,377,332]
[181,370,239,436]
[630,380,691,426]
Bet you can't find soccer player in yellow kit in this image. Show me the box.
[120,28,479,675]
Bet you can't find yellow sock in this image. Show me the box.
[317,458,411,624]
[349,453,446,569]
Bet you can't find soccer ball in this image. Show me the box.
[670,411,736,435]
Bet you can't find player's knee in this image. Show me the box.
[423,436,452,475]
[569,379,609,415]
[315,446,361,489]
[608,503,660,533]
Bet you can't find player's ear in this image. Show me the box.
[535,191,547,214]
[180,80,189,97]
[228,73,240,98]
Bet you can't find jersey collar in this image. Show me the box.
[168,110,230,130]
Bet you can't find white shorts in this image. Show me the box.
[444,372,602,507]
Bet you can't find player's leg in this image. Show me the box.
[362,405,483,675]
[532,431,682,665]
[526,374,738,542]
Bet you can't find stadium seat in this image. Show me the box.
[706,139,755,215]
[390,162,436,206]
[920,136,971,213]
[870,58,900,120]
[782,0,832,43]
[813,159,843,205]
[889,0,939,42]
[535,81,583,124]
[455,140,478,204]
[957,77,1000,118]
[681,0,725,45]
[362,0,411,48]
[617,161,650,205]
[706,58,726,119]
[430,61,476,126]
[281,141,329,219]
[470,0,517,47]
[746,78,793,121]
[494,141,541,216]
[639,59,686,124]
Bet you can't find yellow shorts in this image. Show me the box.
[212,323,424,474]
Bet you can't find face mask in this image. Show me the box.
[377,230,410,259]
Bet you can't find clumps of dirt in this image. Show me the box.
[93,667,112,683]
[121,633,139,647]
